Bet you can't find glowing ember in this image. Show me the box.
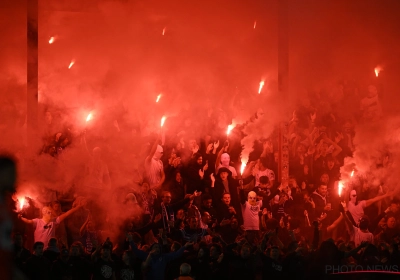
[374,66,382,77]
[68,60,75,69]
[240,161,246,175]
[86,113,92,122]
[162,27,166,36]
[156,94,162,103]
[227,124,234,136]
[49,36,55,44]
[161,116,166,127]
[350,170,354,177]
[254,21,257,29]
[338,181,344,197]
[258,81,264,94]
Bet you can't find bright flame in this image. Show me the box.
[227,124,234,136]
[161,116,166,127]
[374,66,382,77]
[156,94,162,103]
[254,21,257,29]
[350,170,354,177]
[162,27,166,35]
[86,113,92,122]
[18,197,25,211]
[49,36,55,44]
[68,60,75,69]
[240,160,246,175]
[338,181,344,197]
[258,81,264,94]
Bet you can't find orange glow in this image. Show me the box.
[156,94,162,103]
[86,113,92,122]
[161,116,166,127]
[240,160,246,175]
[338,181,344,197]
[258,81,264,94]
[49,36,55,44]
[162,27,166,36]
[68,60,75,69]
[254,21,257,29]
[374,66,382,77]
[227,124,234,135]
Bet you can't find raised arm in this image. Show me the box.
[326,213,343,234]
[215,141,229,170]
[58,202,84,223]
[145,135,160,165]
[340,202,353,228]
[127,234,148,261]
[18,214,33,225]
[80,214,91,237]
[324,137,342,158]
[365,190,393,208]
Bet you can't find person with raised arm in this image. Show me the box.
[18,199,86,248]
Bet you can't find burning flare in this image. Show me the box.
[258,81,264,94]
[338,181,344,197]
[227,124,234,136]
[162,27,166,36]
[49,36,55,44]
[161,116,166,127]
[374,66,382,77]
[156,94,162,103]
[68,60,75,69]
[86,113,92,122]
[350,170,354,177]
[254,21,257,29]
[18,197,25,211]
[240,160,246,175]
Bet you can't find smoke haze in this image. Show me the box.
[1,0,400,239]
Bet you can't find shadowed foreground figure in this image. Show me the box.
[0,157,18,279]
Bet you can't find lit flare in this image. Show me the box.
[161,116,166,127]
[227,124,234,136]
[374,66,382,77]
[68,60,75,69]
[338,181,344,197]
[254,21,257,29]
[49,36,55,44]
[350,170,354,177]
[18,197,25,211]
[162,27,166,36]
[240,160,246,175]
[86,113,92,122]
[258,81,264,94]
[156,94,162,103]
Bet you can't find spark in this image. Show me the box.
[86,113,92,122]
[258,81,264,94]
[156,94,162,103]
[49,36,55,44]
[162,27,166,36]
[161,116,166,127]
[350,170,354,177]
[68,60,75,69]
[254,21,257,29]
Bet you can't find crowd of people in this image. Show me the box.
[7,81,400,280]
